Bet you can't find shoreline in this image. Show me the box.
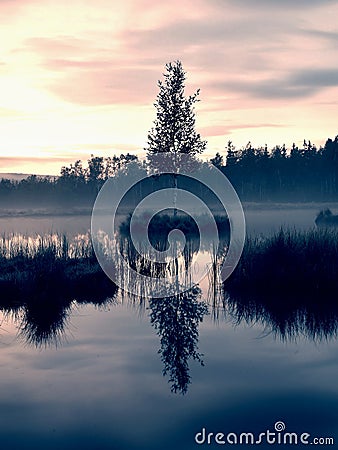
[0,201,338,218]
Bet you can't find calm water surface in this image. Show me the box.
[0,202,333,236]
[0,205,337,449]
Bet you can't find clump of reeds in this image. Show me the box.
[0,232,93,261]
[222,227,338,341]
[0,232,118,348]
[119,211,230,242]
[0,233,117,318]
[225,227,338,298]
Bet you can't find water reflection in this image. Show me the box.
[149,286,208,394]
[2,229,338,394]
[221,290,338,342]
[0,225,217,393]
[0,269,118,347]
[93,211,230,298]
[0,282,208,393]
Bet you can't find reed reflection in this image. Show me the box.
[221,290,338,342]
[114,211,230,299]
[17,278,117,348]
[208,279,338,343]
[217,229,338,342]
[0,232,118,347]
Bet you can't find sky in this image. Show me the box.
[1,0,338,175]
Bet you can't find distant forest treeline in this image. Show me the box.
[215,136,338,201]
[1,136,338,207]
[0,153,141,207]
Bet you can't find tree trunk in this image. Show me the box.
[173,173,178,217]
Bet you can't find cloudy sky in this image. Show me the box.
[1,0,338,174]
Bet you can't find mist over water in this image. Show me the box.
[0,201,331,235]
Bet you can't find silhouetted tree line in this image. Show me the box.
[2,137,338,207]
[210,136,338,201]
[0,153,140,207]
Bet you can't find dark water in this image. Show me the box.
[0,292,338,449]
[0,205,337,449]
[1,299,338,449]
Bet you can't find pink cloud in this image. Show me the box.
[48,66,159,105]
[199,123,285,138]
[19,35,162,105]
[0,0,39,17]
[0,156,76,165]
[21,36,92,58]
[43,58,114,71]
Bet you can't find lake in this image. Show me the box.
[0,202,333,236]
[0,203,337,449]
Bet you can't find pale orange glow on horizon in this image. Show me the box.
[1,0,338,175]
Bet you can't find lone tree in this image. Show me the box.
[147,60,206,161]
[146,61,206,213]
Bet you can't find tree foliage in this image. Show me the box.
[146,60,206,172]
[209,136,338,201]
[0,153,140,207]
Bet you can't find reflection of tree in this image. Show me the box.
[149,286,208,394]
